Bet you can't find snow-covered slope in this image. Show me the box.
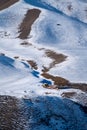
[0,54,54,97]
[0,0,87,95]
[0,0,87,99]
[0,0,87,129]
[28,0,87,23]
[23,0,87,83]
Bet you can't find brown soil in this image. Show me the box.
[41,72,87,92]
[71,83,87,92]
[18,9,41,39]
[0,0,19,11]
[42,49,67,73]
[41,72,69,86]
[61,92,76,98]
[45,49,67,64]
[27,60,38,70]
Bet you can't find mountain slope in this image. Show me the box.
[0,0,87,129]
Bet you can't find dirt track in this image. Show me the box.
[0,0,19,11]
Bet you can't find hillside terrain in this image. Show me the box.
[0,0,87,129]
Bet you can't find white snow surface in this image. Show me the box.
[0,0,87,102]
[0,0,87,129]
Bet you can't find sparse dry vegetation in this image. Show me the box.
[0,96,27,130]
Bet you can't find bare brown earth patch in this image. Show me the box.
[61,92,76,98]
[41,72,69,87]
[42,49,67,73]
[0,0,19,11]
[18,9,41,39]
[41,72,87,92]
[45,49,67,64]
[27,60,38,70]
[71,83,87,92]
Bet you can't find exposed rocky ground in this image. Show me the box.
[0,95,87,130]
